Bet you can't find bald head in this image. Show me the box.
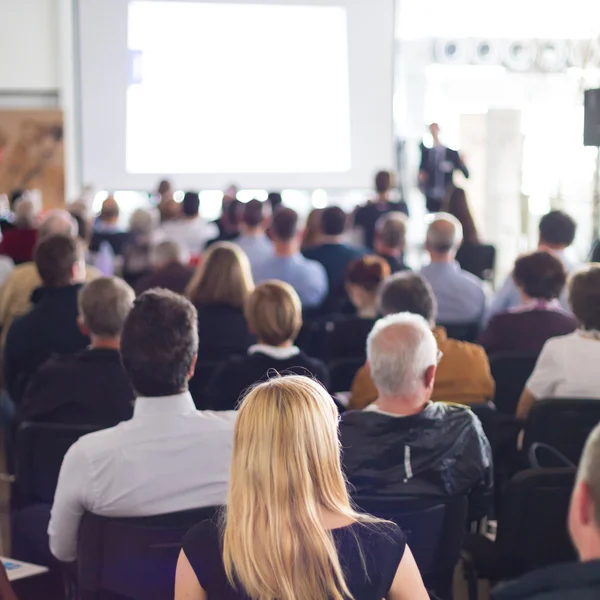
[367,313,438,399]
[425,213,463,257]
[38,210,79,241]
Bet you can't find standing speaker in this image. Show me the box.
[584,88,600,147]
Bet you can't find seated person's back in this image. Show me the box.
[4,234,90,403]
[49,289,237,563]
[479,251,577,355]
[89,196,130,256]
[233,199,273,268]
[204,281,329,410]
[134,241,193,296]
[341,314,492,518]
[373,211,411,273]
[0,197,39,264]
[19,277,136,427]
[420,213,486,324]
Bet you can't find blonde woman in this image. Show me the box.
[186,242,255,361]
[175,376,428,600]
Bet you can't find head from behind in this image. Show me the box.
[374,211,407,257]
[374,170,393,197]
[129,208,158,237]
[151,240,188,270]
[320,206,348,239]
[425,212,463,261]
[445,187,478,245]
[78,277,135,345]
[241,199,270,233]
[37,209,79,242]
[186,242,253,308]
[224,375,359,600]
[271,207,300,251]
[120,289,198,397]
[569,423,600,561]
[378,272,437,326]
[244,280,302,347]
[345,256,390,314]
[13,197,38,229]
[267,191,283,213]
[569,264,600,331]
[539,210,576,250]
[429,122,440,143]
[99,196,119,224]
[157,179,172,197]
[34,234,84,288]
[182,192,200,218]
[367,313,438,408]
[513,251,566,302]
[302,208,324,249]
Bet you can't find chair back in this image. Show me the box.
[353,495,468,598]
[489,351,539,414]
[77,506,220,600]
[15,422,100,506]
[328,357,365,393]
[456,243,496,281]
[439,322,479,343]
[523,398,600,466]
[496,468,576,573]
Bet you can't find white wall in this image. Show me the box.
[0,0,59,91]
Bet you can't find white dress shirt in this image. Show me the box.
[48,392,236,562]
[159,218,218,256]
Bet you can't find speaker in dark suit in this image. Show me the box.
[419,123,469,212]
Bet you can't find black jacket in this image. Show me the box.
[4,285,90,403]
[419,145,469,194]
[340,403,493,517]
[492,559,600,600]
[19,348,134,427]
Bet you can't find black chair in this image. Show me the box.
[456,243,496,282]
[489,351,539,415]
[328,357,365,393]
[76,505,220,600]
[522,398,600,466]
[354,495,468,600]
[462,468,576,600]
[439,322,480,343]
[188,361,224,409]
[14,422,101,507]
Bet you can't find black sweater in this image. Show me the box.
[204,350,329,411]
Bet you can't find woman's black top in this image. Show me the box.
[182,517,406,600]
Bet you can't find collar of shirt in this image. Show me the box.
[365,401,432,418]
[510,298,562,313]
[423,260,460,273]
[248,344,301,359]
[133,392,197,418]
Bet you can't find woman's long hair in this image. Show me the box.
[444,186,479,245]
[223,376,375,600]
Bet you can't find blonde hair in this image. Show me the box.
[186,242,254,308]
[244,280,302,346]
[223,376,375,600]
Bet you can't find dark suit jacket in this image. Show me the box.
[419,145,469,194]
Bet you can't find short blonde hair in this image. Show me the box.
[244,281,302,346]
[186,242,254,308]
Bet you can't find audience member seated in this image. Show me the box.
[48,289,237,563]
[350,273,494,410]
[341,314,492,517]
[176,375,428,600]
[300,207,324,250]
[303,206,364,309]
[19,277,135,426]
[89,196,130,257]
[4,235,90,404]
[374,211,411,273]
[487,210,577,323]
[420,213,486,325]
[186,242,255,361]
[0,211,99,351]
[160,192,218,257]
[353,170,409,249]
[121,208,159,286]
[516,265,600,420]
[325,256,390,361]
[234,199,273,268]
[157,188,181,223]
[0,197,39,264]
[204,281,329,410]
[479,251,577,355]
[253,208,328,308]
[134,241,193,296]
[493,422,600,600]
[207,198,242,245]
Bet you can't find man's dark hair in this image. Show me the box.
[182,192,200,217]
[539,210,576,248]
[379,272,437,322]
[267,192,283,213]
[34,234,80,287]
[321,206,347,236]
[375,171,392,194]
[227,199,242,225]
[9,189,25,211]
[120,289,199,397]
[242,199,267,227]
[271,207,299,242]
[513,251,566,301]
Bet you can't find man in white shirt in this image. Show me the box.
[48,289,236,563]
[234,199,273,269]
[160,192,218,257]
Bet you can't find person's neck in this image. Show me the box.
[576,534,600,563]
[357,305,378,319]
[273,241,297,257]
[539,241,566,254]
[378,245,401,259]
[320,234,344,245]
[374,394,429,417]
[257,338,293,348]
[183,215,198,222]
[428,252,454,263]
[241,226,264,237]
[90,336,121,350]
[375,193,389,203]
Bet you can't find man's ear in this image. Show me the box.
[187,354,198,381]
[77,315,90,337]
[578,480,594,527]
[424,365,436,390]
